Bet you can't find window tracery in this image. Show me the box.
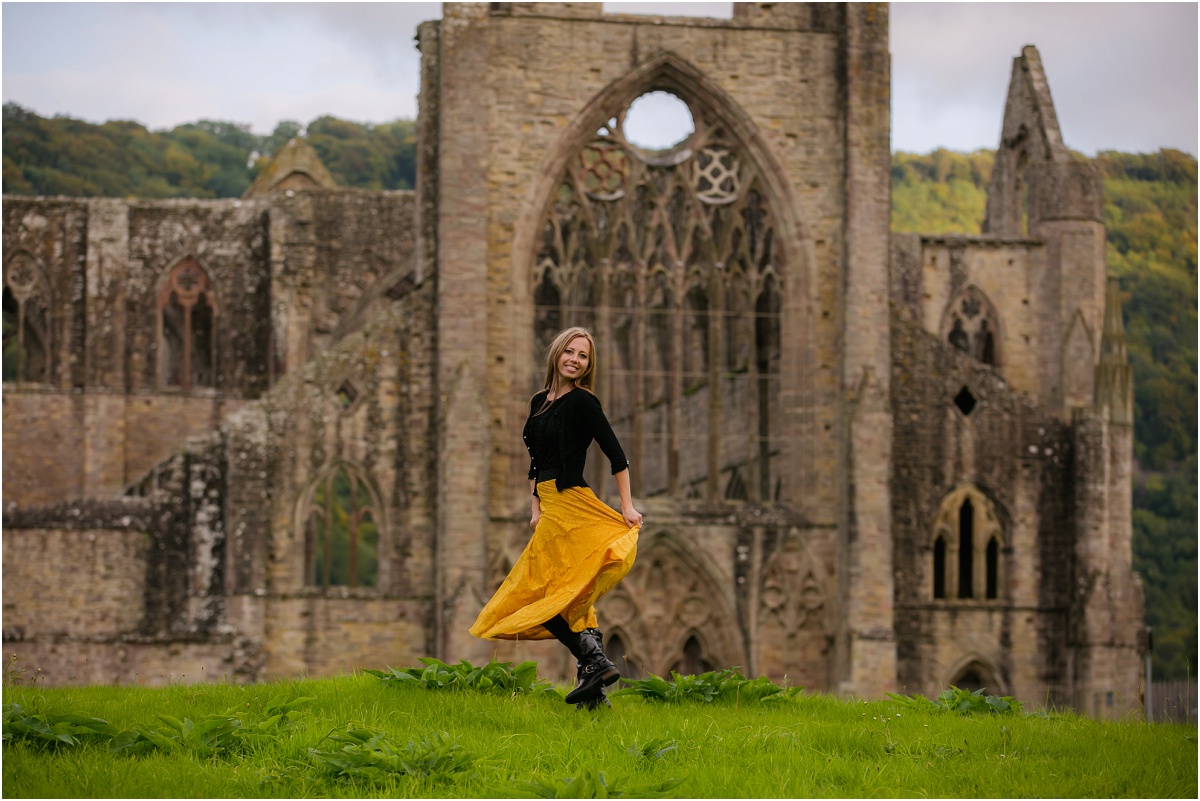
[303,463,381,590]
[929,486,1005,602]
[2,252,52,384]
[157,257,217,389]
[942,286,1000,367]
[535,92,784,502]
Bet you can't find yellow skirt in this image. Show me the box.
[470,479,639,640]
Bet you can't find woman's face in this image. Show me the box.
[556,335,591,385]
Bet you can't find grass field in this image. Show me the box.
[3,661,1197,798]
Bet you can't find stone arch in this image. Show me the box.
[928,485,1006,602]
[296,460,388,592]
[940,285,1002,367]
[595,530,743,677]
[756,527,832,687]
[942,653,1006,695]
[2,250,54,384]
[155,255,219,390]
[514,51,813,506]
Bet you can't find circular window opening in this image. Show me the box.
[622,91,694,151]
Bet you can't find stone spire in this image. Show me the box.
[242,137,337,198]
[983,45,1102,235]
[1093,276,1133,425]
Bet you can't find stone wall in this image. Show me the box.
[428,0,895,695]
[890,316,1073,705]
[2,190,417,507]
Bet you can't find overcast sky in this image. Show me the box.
[2,2,1196,156]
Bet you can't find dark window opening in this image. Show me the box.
[3,260,51,383]
[985,536,999,599]
[958,498,974,599]
[954,386,977,416]
[932,536,946,599]
[606,632,641,680]
[669,634,716,677]
[951,666,987,693]
[335,379,360,411]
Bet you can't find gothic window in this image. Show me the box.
[942,286,1000,367]
[669,633,716,676]
[958,497,975,599]
[932,535,946,599]
[303,463,381,589]
[157,257,217,390]
[950,664,988,693]
[929,486,1005,602]
[534,90,784,503]
[605,631,642,680]
[3,252,52,384]
[985,536,1000,599]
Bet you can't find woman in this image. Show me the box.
[470,327,642,707]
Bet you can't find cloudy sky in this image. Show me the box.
[2,1,1196,156]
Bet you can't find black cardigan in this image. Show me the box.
[523,388,630,494]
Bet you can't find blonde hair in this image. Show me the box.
[541,326,597,393]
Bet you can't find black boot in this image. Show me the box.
[543,617,619,705]
[575,629,613,710]
[565,628,619,704]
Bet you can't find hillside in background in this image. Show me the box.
[1,103,415,198]
[3,106,1196,680]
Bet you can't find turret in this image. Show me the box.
[1094,276,1133,426]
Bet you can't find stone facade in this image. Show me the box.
[2,6,1142,716]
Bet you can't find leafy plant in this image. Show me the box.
[226,693,315,749]
[506,767,685,798]
[366,658,559,698]
[2,702,116,748]
[887,685,1023,716]
[626,737,679,765]
[309,728,490,783]
[109,693,314,755]
[110,713,242,756]
[613,668,802,704]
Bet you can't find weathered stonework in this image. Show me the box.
[2,5,1142,716]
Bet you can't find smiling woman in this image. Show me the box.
[470,326,642,711]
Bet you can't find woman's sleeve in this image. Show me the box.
[581,392,630,475]
[525,392,545,481]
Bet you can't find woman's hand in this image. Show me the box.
[622,504,643,529]
[530,498,542,530]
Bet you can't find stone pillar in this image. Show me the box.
[835,3,896,699]
[431,3,492,664]
[82,199,129,496]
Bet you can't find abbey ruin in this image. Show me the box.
[2,3,1144,717]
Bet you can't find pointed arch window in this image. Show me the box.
[533,89,784,504]
[985,536,1000,599]
[3,252,52,384]
[605,631,642,680]
[958,497,975,598]
[929,486,1005,602]
[157,257,217,389]
[942,286,1000,367]
[303,463,381,589]
[669,633,716,677]
[932,535,946,599]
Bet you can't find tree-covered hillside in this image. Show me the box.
[2,106,1195,680]
[894,148,1197,680]
[1,103,415,198]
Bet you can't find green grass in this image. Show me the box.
[3,666,1196,798]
